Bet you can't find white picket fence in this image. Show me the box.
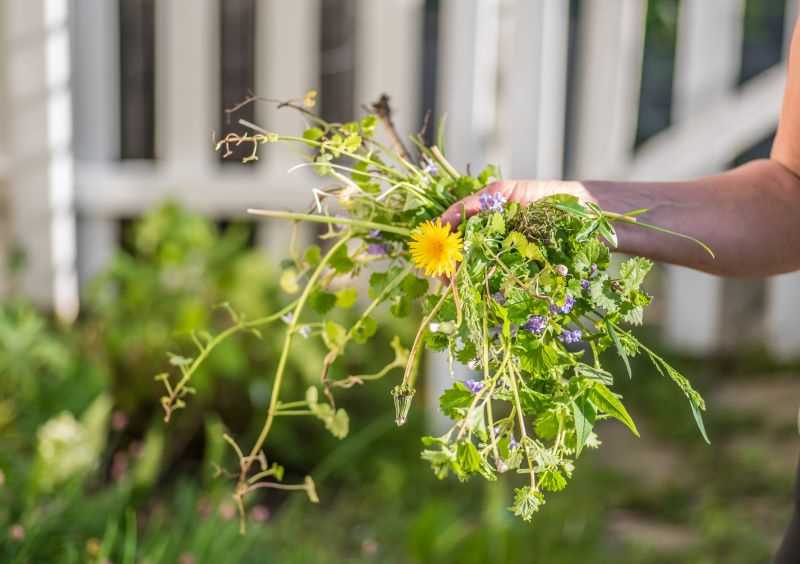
[2,0,799,361]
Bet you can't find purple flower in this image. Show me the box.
[509,436,518,450]
[581,279,590,290]
[558,329,582,345]
[479,192,508,213]
[554,264,569,277]
[368,229,381,239]
[523,315,547,335]
[492,291,506,305]
[590,263,598,276]
[367,243,388,256]
[465,380,484,394]
[550,294,575,315]
[422,161,439,176]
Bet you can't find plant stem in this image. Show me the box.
[163,300,297,421]
[400,286,450,390]
[247,209,411,236]
[241,235,352,479]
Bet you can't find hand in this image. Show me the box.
[440,180,594,228]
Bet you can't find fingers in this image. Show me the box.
[440,181,509,229]
[441,193,482,228]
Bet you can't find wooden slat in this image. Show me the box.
[661,0,744,353]
[571,0,647,178]
[71,0,120,289]
[355,0,423,144]
[155,0,216,169]
[502,0,569,178]
[438,0,501,172]
[4,0,78,318]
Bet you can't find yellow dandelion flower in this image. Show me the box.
[408,219,463,277]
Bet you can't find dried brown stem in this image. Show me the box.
[370,94,412,162]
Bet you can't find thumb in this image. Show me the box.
[440,182,511,228]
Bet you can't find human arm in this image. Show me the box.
[441,23,800,278]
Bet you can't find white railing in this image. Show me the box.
[2,0,799,359]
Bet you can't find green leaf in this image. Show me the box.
[456,441,481,474]
[335,287,358,309]
[309,289,337,315]
[606,320,631,379]
[328,408,349,439]
[368,271,388,300]
[690,400,710,444]
[322,320,347,352]
[572,395,596,457]
[402,274,429,300]
[329,244,355,274]
[589,383,639,437]
[489,212,505,234]
[439,382,473,419]
[534,410,559,440]
[304,245,321,266]
[539,469,567,492]
[302,127,324,141]
[618,257,653,292]
[352,316,377,344]
[279,268,300,294]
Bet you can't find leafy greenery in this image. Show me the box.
[162,91,710,527]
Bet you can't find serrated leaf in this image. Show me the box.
[618,257,653,292]
[589,383,639,437]
[690,400,710,444]
[456,441,481,474]
[439,382,473,419]
[572,395,596,457]
[606,320,631,379]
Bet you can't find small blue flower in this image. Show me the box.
[281,312,293,324]
[558,329,583,344]
[509,436,518,450]
[368,229,381,239]
[479,192,508,213]
[465,380,484,394]
[367,243,388,256]
[523,315,547,335]
[550,294,575,315]
[492,291,506,305]
[590,263,598,276]
[298,325,311,338]
[581,279,590,290]
[422,161,439,176]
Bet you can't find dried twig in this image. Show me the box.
[370,94,412,162]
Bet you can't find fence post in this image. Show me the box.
[501,0,569,179]
[156,0,217,173]
[4,0,78,319]
[355,0,423,139]
[71,0,120,289]
[253,0,320,257]
[571,0,647,178]
[662,0,744,354]
[438,0,500,172]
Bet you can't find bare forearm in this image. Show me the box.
[442,159,800,277]
[582,159,800,276]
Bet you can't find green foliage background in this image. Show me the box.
[0,204,793,563]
